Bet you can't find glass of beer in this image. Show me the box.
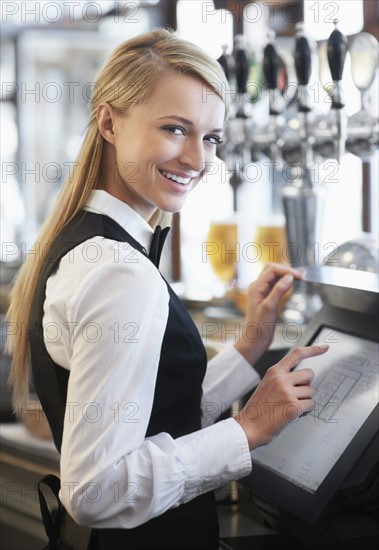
[254,223,288,267]
[254,221,292,316]
[205,220,238,298]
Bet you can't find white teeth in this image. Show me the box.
[161,170,191,185]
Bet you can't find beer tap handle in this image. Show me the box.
[233,35,250,120]
[263,43,279,89]
[263,31,281,115]
[350,32,378,108]
[234,38,249,95]
[294,23,313,168]
[294,23,312,112]
[327,20,348,163]
[327,19,348,109]
[217,44,232,82]
[262,31,283,165]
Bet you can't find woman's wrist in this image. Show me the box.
[234,339,268,366]
[234,411,260,451]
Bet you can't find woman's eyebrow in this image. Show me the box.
[156,115,223,133]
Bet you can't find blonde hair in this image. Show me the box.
[6,28,229,407]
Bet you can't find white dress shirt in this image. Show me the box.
[43,190,260,529]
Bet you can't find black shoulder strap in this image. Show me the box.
[29,211,147,453]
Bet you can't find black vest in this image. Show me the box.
[29,211,219,549]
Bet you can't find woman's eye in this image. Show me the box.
[163,125,186,136]
[206,135,224,145]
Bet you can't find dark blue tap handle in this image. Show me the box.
[217,52,230,81]
[327,24,348,82]
[294,35,312,86]
[263,42,279,90]
[235,48,249,94]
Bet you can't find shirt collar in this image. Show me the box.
[84,190,154,251]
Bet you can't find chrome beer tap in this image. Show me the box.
[280,24,325,323]
[293,22,313,168]
[219,35,253,211]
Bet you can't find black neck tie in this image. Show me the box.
[148,225,170,268]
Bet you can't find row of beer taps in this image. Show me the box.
[217,21,378,174]
[215,21,378,323]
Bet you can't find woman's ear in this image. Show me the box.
[96,103,116,144]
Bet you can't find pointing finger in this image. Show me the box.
[279,344,329,373]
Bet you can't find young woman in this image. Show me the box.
[7,28,328,549]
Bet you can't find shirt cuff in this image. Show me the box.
[202,345,261,426]
[176,417,252,503]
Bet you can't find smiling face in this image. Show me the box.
[97,72,225,220]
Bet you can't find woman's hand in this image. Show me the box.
[234,263,304,365]
[235,344,329,450]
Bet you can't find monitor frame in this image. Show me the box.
[240,304,379,527]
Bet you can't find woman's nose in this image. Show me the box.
[179,138,205,173]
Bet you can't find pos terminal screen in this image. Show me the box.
[248,327,379,523]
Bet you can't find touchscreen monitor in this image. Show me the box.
[244,326,379,525]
